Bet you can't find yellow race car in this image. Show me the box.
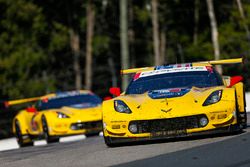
[102,58,247,146]
[12,90,102,147]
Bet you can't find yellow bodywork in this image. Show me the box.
[12,90,102,145]
[13,106,102,136]
[103,58,246,145]
[103,86,239,138]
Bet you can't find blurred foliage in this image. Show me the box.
[0,0,250,138]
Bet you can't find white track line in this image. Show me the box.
[34,135,87,146]
[60,135,86,143]
[0,138,19,151]
[99,131,103,137]
[246,92,250,112]
[0,135,87,151]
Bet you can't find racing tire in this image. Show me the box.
[15,120,33,147]
[242,88,247,129]
[104,136,116,147]
[239,112,247,129]
[41,116,59,143]
[235,92,247,130]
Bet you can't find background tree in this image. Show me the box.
[236,0,250,41]
[70,29,81,90]
[193,0,200,45]
[0,0,56,98]
[206,0,222,74]
[85,0,95,90]
[120,0,130,91]
[152,0,161,65]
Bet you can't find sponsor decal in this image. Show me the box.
[133,72,141,81]
[54,91,89,99]
[56,91,82,97]
[139,66,207,78]
[70,103,98,109]
[205,66,214,73]
[151,129,187,137]
[42,98,49,103]
[31,115,38,131]
[155,63,192,70]
[148,88,190,99]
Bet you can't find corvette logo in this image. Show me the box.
[161,108,172,113]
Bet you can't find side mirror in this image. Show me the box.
[26,106,37,113]
[103,96,112,101]
[109,87,121,97]
[228,76,243,87]
[0,101,8,109]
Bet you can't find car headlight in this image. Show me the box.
[203,90,222,106]
[128,123,138,133]
[56,112,70,118]
[199,117,208,127]
[114,100,131,114]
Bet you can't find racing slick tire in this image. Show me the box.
[42,115,59,143]
[104,136,116,147]
[241,88,247,129]
[235,92,247,130]
[15,120,33,147]
[238,111,247,129]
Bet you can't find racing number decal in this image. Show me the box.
[31,114,38,131]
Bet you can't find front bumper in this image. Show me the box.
[103,112,239,143]
[104,124,241,144]
[50,120,102,136]
[70,120,103,135]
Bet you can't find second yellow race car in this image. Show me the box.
[12,90,102,147]
[102,58,247,147]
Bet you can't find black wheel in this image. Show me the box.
[104,136,116,147]
[239,111,247,129]
[235,92,247,130]
[243,112,247,129]
[41,116,59,143]
[15,120,33,147]
[241,88,247,129]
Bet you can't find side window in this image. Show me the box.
[35,100,42,111]
[213,70,224,86]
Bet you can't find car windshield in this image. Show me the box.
[36,94,102,110]
[126,71,223,95]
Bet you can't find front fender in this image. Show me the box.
[233,82,245,113]
[39,111,57,128]
[12,110,33,135]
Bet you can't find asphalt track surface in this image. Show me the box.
[0,113,250,167]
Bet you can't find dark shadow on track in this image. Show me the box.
[108,129,247,148]
[112,128,250,167]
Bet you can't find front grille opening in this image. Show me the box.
[70,121,102,130]
[129,114,207,134]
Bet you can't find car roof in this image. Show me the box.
[132,63,214,80]
[39,90,93,100]
[135,63,212,74]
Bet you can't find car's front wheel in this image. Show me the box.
[237,111,247,129]
[104,136,116,147]
[41,116,59,143]
[15,120,33,147]
[235,95,247,130]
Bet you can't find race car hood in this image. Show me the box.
[113,86,230,119]
[57,105,102,122]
